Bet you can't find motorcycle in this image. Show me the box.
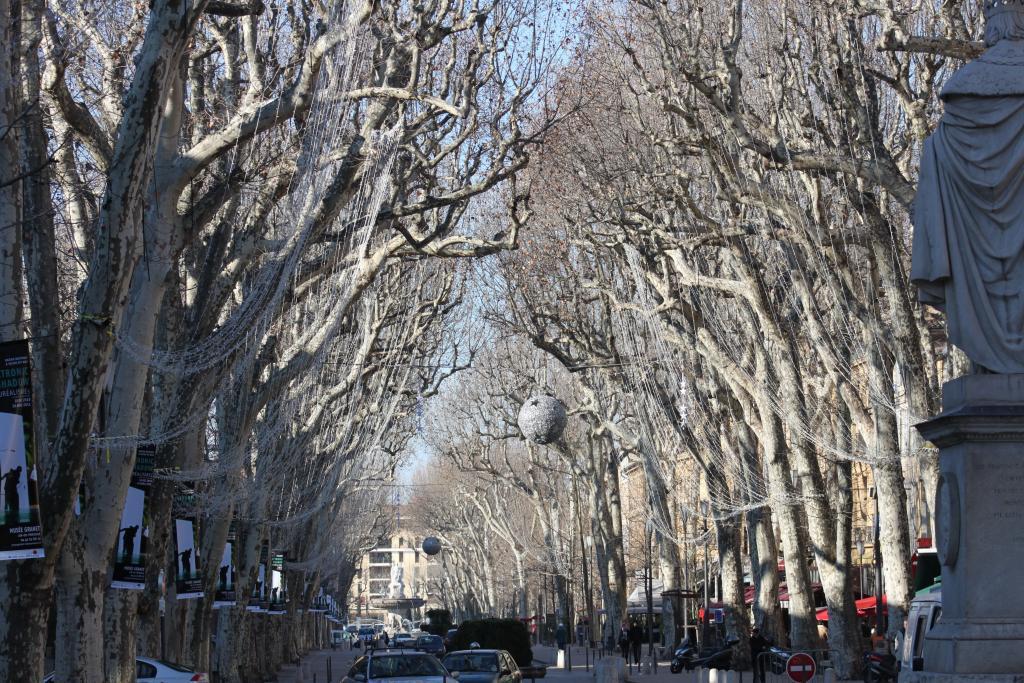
[686,637,740,671]
[863,651,898,682]
[669,639,698,673]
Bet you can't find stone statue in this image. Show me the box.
[388,563,405,599]
[911,0,1024,373]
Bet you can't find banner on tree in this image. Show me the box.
[247,541,268,612]
[246,564,266,612]
[111,445,155,589]
[0,340,43,560]
[311,587,327,612]
[214,524,236,608]
[268,551,285,614]
[174,518,202,599]
[173,482,202,599]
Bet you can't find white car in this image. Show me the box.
[393,632,417,647]
[343,649,458,683]
[45,657,208,682]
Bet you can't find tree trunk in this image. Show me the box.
[713,502,750,670]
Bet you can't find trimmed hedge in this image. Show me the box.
[425,608,454,636]
[452,619,533,667]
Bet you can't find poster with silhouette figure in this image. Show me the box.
[111,445,155,589]
[0,341,43,560]
[174,518,203,599]
[268,561,285,614]
[213,528,236,608]
[247,563,266,612]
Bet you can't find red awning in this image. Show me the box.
[816,595,888,621]
[744,583,822,606]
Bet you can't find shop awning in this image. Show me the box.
[744,582,822,606]
[815,595,888,621]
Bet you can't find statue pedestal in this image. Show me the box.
[910,374,1024,678]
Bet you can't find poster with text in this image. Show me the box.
[174,518,203,599]
[111,446,155,588]
[0,341,43,560]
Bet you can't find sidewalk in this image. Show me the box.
[272,647,357,683]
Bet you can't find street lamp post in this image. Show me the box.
[873,492,884,636]
[856,535,866,598]
[645,520,656,673]
[700,501,710,648]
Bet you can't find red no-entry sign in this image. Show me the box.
[786,652,816,682]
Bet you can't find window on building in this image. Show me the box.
[369,551,391,564]
[415,551,420,564]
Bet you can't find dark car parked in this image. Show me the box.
[442,650,521,683]
[417,634,446,656]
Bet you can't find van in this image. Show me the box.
[901,584,942,673]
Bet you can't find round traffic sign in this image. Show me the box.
[786,652,816,682]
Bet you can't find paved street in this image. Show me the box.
[278,642,856,683]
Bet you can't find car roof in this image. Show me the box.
[446,649,502,655]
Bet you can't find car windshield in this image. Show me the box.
[443,653,499,673]
[370,655,447,679]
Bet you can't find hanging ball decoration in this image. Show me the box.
[517,395,567,445]
[422,537,442,556]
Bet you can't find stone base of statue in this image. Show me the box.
[912,374,1024,678]
[900,674,1024,682]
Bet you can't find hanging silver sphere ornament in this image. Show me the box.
[517,395,567,445]
[422,537,442,556]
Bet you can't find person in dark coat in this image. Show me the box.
[629,620,643,665]
[618,622,630,660]
[749,627,769,683]
[556,623,567,651]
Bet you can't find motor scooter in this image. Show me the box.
[684,637,740,671]
[669,639,697,673]
[863,651,898,682]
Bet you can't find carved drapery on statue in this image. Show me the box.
[389,563,405,598]
[911,23,1024,373]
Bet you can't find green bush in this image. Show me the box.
[424,608,453,636]
[452,619,533,667]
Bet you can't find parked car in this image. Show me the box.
[442,649,521,683]
[342,650,457,683]
[417,634,447,656]
[359,625,380,647]
[518,661,547,680]
[900,585,942,674]
[45,657,208,682]
[394,632,417,647]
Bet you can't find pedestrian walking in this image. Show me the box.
[618,622,630,661]
[629,620,642,665]
[749,627,768,683]
[556,622,567,652]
